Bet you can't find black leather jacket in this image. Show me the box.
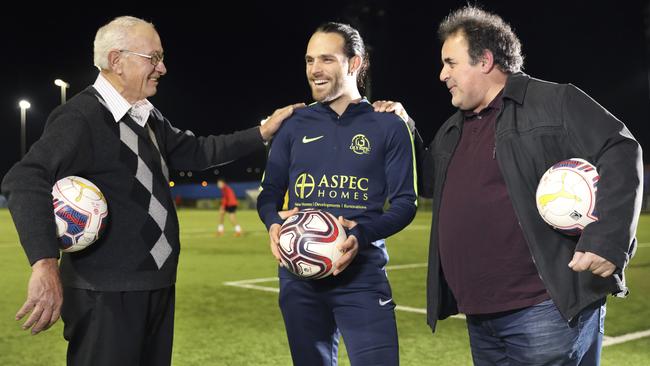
[420,73,643,332]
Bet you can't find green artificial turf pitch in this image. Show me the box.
[1,209,649,365]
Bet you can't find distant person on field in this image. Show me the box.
[217,178,242,236]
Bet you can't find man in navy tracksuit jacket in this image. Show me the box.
[258,22,417,365]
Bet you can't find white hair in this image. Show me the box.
[93,16,155,70]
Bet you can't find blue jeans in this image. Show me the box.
[466,299,605,365]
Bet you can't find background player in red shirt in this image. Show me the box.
[217,178,242,236]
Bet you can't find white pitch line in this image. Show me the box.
[225,278,469,320]
[226,277,650,346]
[226,283,279,293]
[395,305,466,319]
[223,264,461,319]
[223,263,428,288]
[394,305,426,314]
[224,277,278,285]
[393,305,649,345]
[602,329,650,347]
[223,264,650,347]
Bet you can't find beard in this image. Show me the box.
[310,75,344,103]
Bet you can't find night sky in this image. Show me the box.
[2,1,648,183]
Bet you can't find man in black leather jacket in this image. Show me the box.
[420,5,642,365]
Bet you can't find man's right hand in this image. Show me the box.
[16,258,63,335]
[259,103,306,141]
[268,208,299,264]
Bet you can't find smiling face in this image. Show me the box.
[113,24,167,103]
[305,32,353,103]
[439,32,488,112]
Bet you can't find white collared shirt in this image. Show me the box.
[93,73,154,127]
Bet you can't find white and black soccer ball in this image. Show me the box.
[279,209,346,279]
[52,176,108,252]
[536,158,599,235]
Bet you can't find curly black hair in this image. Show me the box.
[438,6,524,73]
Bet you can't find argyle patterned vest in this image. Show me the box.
[118,116,173,269]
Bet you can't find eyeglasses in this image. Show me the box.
[120,49,164,67]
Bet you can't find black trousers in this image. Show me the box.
[61,285,175,366]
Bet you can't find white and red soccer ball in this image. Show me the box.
[536,158,599,235]
[52,176,108,252]
[279,209,346,279]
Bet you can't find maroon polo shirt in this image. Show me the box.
[438,90,549,315]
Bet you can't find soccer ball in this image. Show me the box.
[279,209,347,279]
[52,176,108,252]
[535,158,599,235]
